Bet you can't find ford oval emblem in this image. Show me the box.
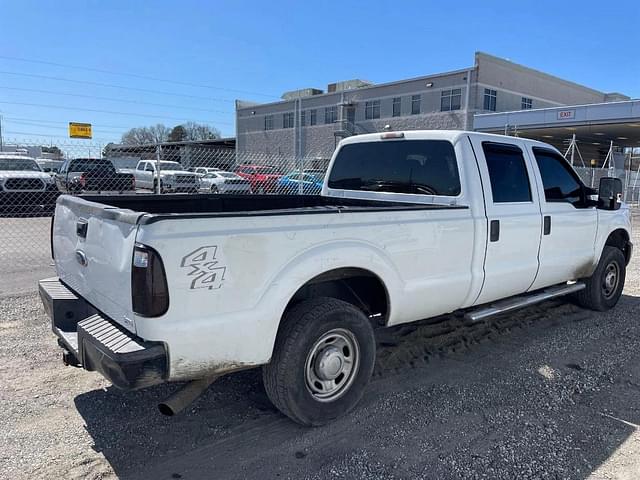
[75,250,88,267]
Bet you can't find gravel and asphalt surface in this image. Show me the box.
[1,212,639,479]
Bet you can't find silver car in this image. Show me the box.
[198,171,252,194]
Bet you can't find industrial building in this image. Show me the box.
[235,52,629,162]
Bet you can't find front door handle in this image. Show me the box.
[490,219,500,242]
[543,215,551,235]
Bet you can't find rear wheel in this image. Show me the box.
[263,297,375,426]
[210,185,219,194]
[574,246,626,311]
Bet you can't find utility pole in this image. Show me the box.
[0,114,4,152]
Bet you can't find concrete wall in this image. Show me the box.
[236,52,618,158]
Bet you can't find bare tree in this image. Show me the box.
[121,124,171,145]
[181,122,221,141]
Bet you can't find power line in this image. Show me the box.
[2,115,138,130]
[6,119,125,133]
[0,70,237,103]
[3,129,113,142]
[0,85,234,114]
[0,54,279,99]
[0,100,234,125]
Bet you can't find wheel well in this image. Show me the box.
[605,229,631,264]
[286,268,389,325]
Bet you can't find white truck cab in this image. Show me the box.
[40,131,632,425]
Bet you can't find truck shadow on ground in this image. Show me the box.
[74,295,640,480]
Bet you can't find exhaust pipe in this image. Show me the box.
[158,376,219,416]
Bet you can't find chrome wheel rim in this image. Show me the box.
[602,261,620,299]
[304,328,360,402]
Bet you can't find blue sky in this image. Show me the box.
[1,0,638,145]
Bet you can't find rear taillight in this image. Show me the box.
[131,244,169,317]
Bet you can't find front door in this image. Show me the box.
[527,146,598,289]
[470,138,543,305]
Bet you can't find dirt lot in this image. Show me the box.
[1,214,640,479]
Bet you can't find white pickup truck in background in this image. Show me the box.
[39,130,632,426]
[133,160,199,193]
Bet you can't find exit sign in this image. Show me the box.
[557,110,575,120]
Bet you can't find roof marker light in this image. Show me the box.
[380,132,404,139]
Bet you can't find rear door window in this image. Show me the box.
[482,142,532,203]
[327,139,461,196]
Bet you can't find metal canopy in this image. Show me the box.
[473,100,640,166]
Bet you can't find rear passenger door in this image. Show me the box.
[470,139,543,305]
[528,147,597,289]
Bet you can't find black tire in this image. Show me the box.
[263,297,376,426]
[574,246,626,311]
[210,185,219,194]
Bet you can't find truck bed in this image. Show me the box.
[62,193,467,224]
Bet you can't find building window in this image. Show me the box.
[365,100,381,120]
[309,109,317,126]
[392,97,401,117]
[264,115,273,131]
[325,106,337,124]
[347,107,355,124]
[521,97,533,110]
[484,88,497,111]
[411,94,421,115]
[283,112,294,128]
[301,110,306,126]
[440,88,462,111]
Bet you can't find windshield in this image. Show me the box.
[327,140,461,196]
[254,166,278,174]
[0,158,42,171]
[69,158,113,172]
[158,161,184,170]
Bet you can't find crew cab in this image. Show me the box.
[55,158,135,194]
[0,154,59,215]
[134,160,199,193]
[39,131,632,426]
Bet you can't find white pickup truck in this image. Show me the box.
[133,160,199,193]
[39,131,632,426]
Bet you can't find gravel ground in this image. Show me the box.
[1,212,639,479]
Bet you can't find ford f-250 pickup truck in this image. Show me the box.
[39,131,632,426]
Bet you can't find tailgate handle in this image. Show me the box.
[76,219,88,239]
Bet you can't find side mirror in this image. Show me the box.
[598,177,622,210]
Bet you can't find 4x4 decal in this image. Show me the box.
[180,246,226,290]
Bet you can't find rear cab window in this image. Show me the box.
[482,142,532,203]
[327,139,461,196]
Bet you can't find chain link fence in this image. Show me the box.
[1,137,639,269]
[0,137,333,267]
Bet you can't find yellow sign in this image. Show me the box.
[69,122,92,139]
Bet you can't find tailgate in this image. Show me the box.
[52,195,143,333]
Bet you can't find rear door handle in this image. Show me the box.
[543,215,551,235]
[490,219,500,242]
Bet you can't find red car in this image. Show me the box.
[235,165,282,194]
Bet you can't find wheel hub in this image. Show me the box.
[304,328,360,402]
[315,346,345,380]
[602,261,619,298]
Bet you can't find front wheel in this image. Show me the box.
[574,246,626,311]
[263,297,375,426]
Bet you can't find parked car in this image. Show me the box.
[276,171,323,195]
[235,164,282,194]
[198,171,252,194]
[40,130,632,426]
[134,160,199,193]
[0,155,59,215]
[55,158,135,194]
[193,167,222,176]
